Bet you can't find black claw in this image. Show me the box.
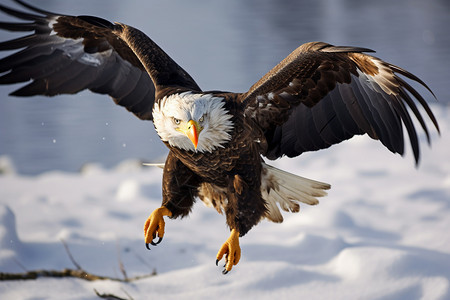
[145,243,151,250]
[150,236,163,246]
[222,269,229,275]
[216,259,219,266]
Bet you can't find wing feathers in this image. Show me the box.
[339,81,376,138]
[0,52,69,84]
[0,1,159,121]
[1,1,202,121]
[395,76,439,136]
[11,0,58,17]
[0,21,35,31]
[0,34,48,50]
[319,44,375,53]
[389,63,435,97]
[0,2,44,21]
[244,42,438,164]
[113,67,141,99]
[76,15,115,30]
[311,97,343,145]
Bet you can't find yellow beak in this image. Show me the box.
[185,120,201,149]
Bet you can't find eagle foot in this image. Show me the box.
[144,206,172,250]
[216,229,241,274]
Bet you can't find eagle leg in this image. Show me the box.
[216,229,241,274]
[143,206,172,249]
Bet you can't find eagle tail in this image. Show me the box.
[261,163,330,223]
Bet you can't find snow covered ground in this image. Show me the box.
[0,0,449,298]
[0,104,449,299]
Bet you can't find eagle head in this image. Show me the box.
[152,92,234,152]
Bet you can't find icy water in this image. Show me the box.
[0,0,449,174]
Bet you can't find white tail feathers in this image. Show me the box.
[261,163,331,223]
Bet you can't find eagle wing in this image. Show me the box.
[241,42,439,164]
[0,1,199,121]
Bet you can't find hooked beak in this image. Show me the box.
[185,120,202,149]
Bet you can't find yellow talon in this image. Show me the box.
[216,229,241,274]
[144,206,172,248]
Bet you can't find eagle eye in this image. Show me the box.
[173,117,181,125]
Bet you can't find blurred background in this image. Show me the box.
[0,0,449,174]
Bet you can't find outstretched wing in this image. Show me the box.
[241,42,439,164]
[0,0,199,121]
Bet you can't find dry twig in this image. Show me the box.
[94,288,133,300]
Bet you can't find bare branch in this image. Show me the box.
[94,288,132,300]
[116,240,128,281]
[61,239,83,270]
[0,269,156,282]
[12,257,27,272]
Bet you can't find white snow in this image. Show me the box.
[0,105,449,300]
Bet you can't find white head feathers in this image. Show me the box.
[152,92,234,152]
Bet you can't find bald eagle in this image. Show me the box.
[0,0,439,274]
